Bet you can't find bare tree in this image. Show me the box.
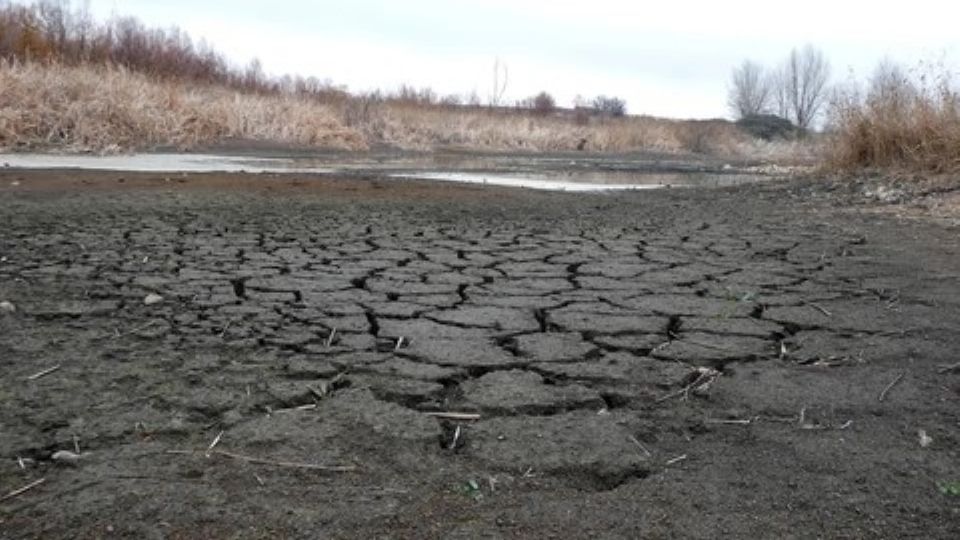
[517,91,556,114]
[779,45,830,130]
[772,67,790,120]
[591,95,626,117]
[868,58,913,107]
[727,60,770,118]
[489,57,508,106]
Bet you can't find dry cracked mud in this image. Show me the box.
[1,169,959,538]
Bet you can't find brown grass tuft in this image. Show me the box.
[827,62,960,173]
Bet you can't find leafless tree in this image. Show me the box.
[778,45,831,130]
[727,60,771,118]
[868,58,913,107]
[489,57,508,106]
[591,95,626,117]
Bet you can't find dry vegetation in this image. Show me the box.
[0,1,767,156]
[0,58,761,155]
[0,62,364,151]
[827,61,960,172]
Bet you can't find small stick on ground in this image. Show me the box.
[273,403,318,413]
[166,449,356,472]
[628,435,652,457]
[205,430,224,456]
[706,418,753,426]
[665,454,687,466]
[219,318,237,338]
[110,320,162,340]
[878,371,906,402]
[325,328,337,348]
[0,478,46,503]
[808,303,832,316]
[308,384,327,400]
[656,369,719,403]
[448,425,461,450]
[25,365,61,381]
[425,412,481,421]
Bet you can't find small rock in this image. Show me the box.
[0,300,15,313]
[10,180,20,187]
[919,429,933,448]
[143,293,164,306]
[52,450,84,465]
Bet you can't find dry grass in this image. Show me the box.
[0,62,365,152]
[0,61,761,157]
[827,63,960,172]
[364,104,749,154]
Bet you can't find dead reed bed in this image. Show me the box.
[0,61,755,156]
[827,63,960,172]
[0,62,364,152]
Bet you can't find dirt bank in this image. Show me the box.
[1,169,958,538]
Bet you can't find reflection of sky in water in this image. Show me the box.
[0,153,767,192]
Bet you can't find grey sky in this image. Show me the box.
[87,0,960,119]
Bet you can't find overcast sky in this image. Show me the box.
[85,0,960,119]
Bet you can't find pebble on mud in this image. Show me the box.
[52,450,84,465]
[143,293,164,306]
[0,300,15,313]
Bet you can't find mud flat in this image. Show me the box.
[0,166,958,538]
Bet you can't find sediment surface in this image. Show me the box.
[1,169,958,538]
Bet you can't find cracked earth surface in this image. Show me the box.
[1,169,959,538]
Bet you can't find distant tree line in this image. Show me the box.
[0,1,631,118]
[728,45,830,135]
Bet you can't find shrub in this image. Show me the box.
[532,92,555,115]
[827,60,960,172]
[736,114,798,140]
[591,96,627,117]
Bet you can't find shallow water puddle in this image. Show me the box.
[0,153,335,174]
[389,171,666,191]
[389,171,764,191]
[0,153,765,192]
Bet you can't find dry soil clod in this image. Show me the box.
[937,362,960,374]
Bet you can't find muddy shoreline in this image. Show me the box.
[1,168,958,538]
